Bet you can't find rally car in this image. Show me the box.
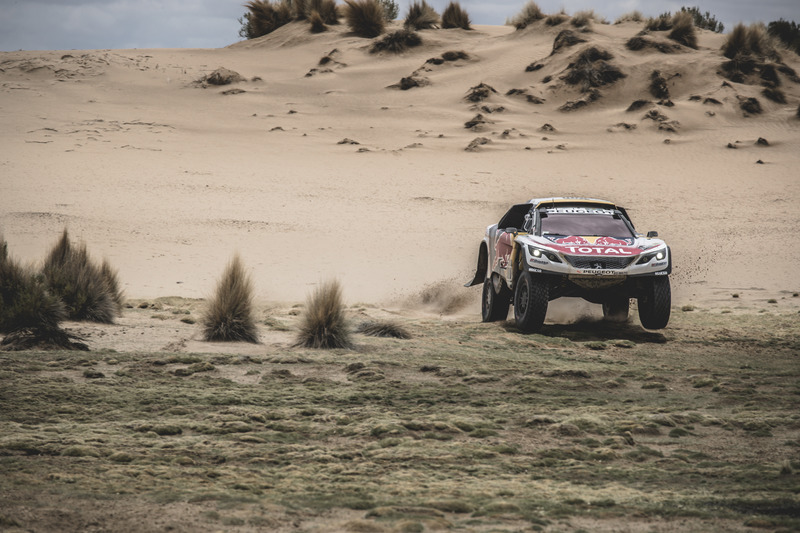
[466,198,671,332]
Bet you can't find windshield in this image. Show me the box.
[540,213,633,238]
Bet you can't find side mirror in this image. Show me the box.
[647,231,659,238]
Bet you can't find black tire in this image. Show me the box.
[638,276,671,329]
[602,296,630,322]
[482,277,510,322]
[513,271,548,333]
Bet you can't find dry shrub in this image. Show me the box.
[344,0,385,37]
[615,10,643,24]
[201,255,258,343]
[371,29,422,53]
[649,70,669,99]
[545,12,569,26]
[309,10,327,32]
[306,0,339,24]
[509,1,544,30]
[242,0,293,38]
[42,230,121,324]
[464,82,497,102]
[0,237,86,351]
[404,0,439,30]
[441,2,471,30]
[668,11,697,49]
[355,320,411,339]
[295,280,352,349]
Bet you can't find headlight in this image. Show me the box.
[527,245,562,263]
[636,249,666,265]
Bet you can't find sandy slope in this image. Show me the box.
[1,21,799,308]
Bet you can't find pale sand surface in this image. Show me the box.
[2,22,799,309]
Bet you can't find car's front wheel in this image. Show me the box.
[482,276,510,322]
[638,276,671,329]
[602,296,630,322]
[513,271,548,333]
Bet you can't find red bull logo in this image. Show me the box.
[595,236,631,246]
[555,236,589,245]
[553,235,632,246]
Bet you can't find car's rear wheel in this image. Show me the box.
[638,276,671,329]
[602,297,630,322]
[482,276,510,322]
[513,271,548,333]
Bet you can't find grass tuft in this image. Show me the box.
[404,0,439,30]
[441,1,471,30]
[668,11,697,49]
[615,10,643,24]
[371,29,422,53]
[295,279,352,349]
[344,0,385,37]
[545,12,569,26]
[723,23,780,60]
[306,0,340,24]
[309,10,327,32]
[42,229,121,323]
[508,1,544,30]
[571,10,597,28]
[201,255,259,343]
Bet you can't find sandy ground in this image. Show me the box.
[1,21,799,311]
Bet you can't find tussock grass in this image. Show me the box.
[42,230,121,324]
[309,10,327,32]
[404,0,439,30]
[295,279,352,349]
[441,2,470,30]
[615,10,643,24]
[668,11,697,49]
[723,23,781,61]
[571,10,599,28]
[0,237,86,350]
[355,320,411,339]
[508,1,544,30]
[305,0,339,24]
[371,29,422,53]
[241,0,293,38]
[201,255,259,343]
[344,0,385,37]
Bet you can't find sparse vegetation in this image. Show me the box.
[441,2,471,30]
[344,0,385,37]
[508,1,545,30]
[370,29,422,53]
[309,10,327,32]
[404,0,439,30]
[295,279,352,349]
[723,23,780,60]
[239,0,293,39]
[42,230,121,324]
[201,255,259,343]
[669,11,697,49]
[645,12,673,32]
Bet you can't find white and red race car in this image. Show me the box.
[466,198,671,332]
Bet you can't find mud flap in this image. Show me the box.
[464,245,488,287]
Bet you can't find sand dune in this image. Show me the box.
[1,21,798,306]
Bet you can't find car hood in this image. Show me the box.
[518,234,665,257]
